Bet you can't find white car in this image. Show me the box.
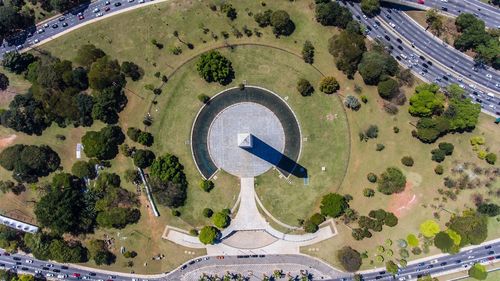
[96,13,103,17]
[93,8,100,13]
[486,73,492,79]
[37,29,44,34]
[139,0,144,2]
[389,22,396,28]
[495,83,500,88]
[128,0,134,2]
[25,259,33,263]
[34,39,39,44]
[44,23,49,28]
[46,273,54,277]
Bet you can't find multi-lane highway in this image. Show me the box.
[360,241,500,281]
[418,0,500,28]
[343,1,500,117]
[2,241,500,281]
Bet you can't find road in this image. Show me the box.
[343,1,500,117]
[359,241,500,281]
[419,0,500,28]
[2,241,500,280]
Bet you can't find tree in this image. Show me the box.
[196,51,234,85]
[202,208,213,218]
[407,234,419,247]
[82,126,125,160]
[254,9,273,27]
[315,2,352,28]
[2,52,36,74]
[151,180,187,208]
[133,149,155,169]
[363,188,375,197]
[71,161,96,179]
[270,10,295,36]
[438,142,454,155]
[310,213,326,225]
[212,211,230,228]
[448,211,487,246]
[401,156,414,167]
[0,4,34,43]
[445,84,481,131]
[297,78,314,96]
[468,263,488,280]
[384,212,398,227]
[328,30,366,77]
[320,193,348,218]
[121,61,143,81]
[434,231,454,253]
[220,3,237,20]
[377,167,406,195]
[361,0,380,17]
[415,116,450,143]
[319,76,340,94]
[419,219,440,237]
[150,154,187,186]
[485,153,497,164]
[397,69,414,86]
[200,180,214,192]
[426,9,444,36]
[0,73,9,90]
[88,239,115,265]
[75,44,106,68]
[199,226,220,245]
[0,144,60,183]
[385,260,399,275]
[344,95,361,110]
[303,220,319,233]
[88,56,125,90]
[409,87,445,117]
[302,41,315,64]
[127,127,141,142]
[337,246,362,272]
[96,208,140,229]
[358,50,399,86]
[137,132,154,146]
[477,203,500,217]
[377,78,399,100]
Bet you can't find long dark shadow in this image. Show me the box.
[242,135,307,178]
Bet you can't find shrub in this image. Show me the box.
[468,263,488,280]
[401,156,414,167]
[337,246,362,272]
[485,153,497,165]
[434,165,444,175]
[365,125,379,139]
[153,88,162,95]
[71,161,96,179]
[431,148,446,162]
[363,188,375,197]
[411,247,422,255]
[470,136,485,146]
[254,9,273,27]
[378,167,406,195]
[199,226,220,245]
[310,213,326,225]
[438,142,454,155]
[384,213,398,227]
[367,173,378,183]
[200,180,214,192]
[189,229,198,236]
[197,94,210,104]
[377,78,399,100]
[270,10,295,36]
[202,208,214,218]
[419,220,440,237]
[376,144,385,151]
[319,76,340,94]
[361,95,368,103]
[137,132,154,147]
[170,46,182,55]
[303,220,319,233]
[407,234,419,247]
[320,193,349,218]
[434,231,454,253]
[220,3,237,20]
[302,40,315,64]
[297,78,314,96]
[477,203,500,217]
[133,149,155,169]
[393,126,400,133]
[399,248,409,258]
[127,127,141,142]
[344,95,361,110]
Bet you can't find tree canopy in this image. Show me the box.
[150,154,188,208]
[420,219,440,237]
[409,84,445,117]
[270,10,295,36]
[196,51,234,85]
[0,144,60,183]
[82,126,125,160]
[199,226,220,245]
[328,29,366,78]
[320,193,348,218]
[358,50,398,86]
[448,211,487,246]
[337,246,362,272]
[361,0,381,17]
[315,2,352,28]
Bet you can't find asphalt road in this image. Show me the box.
[2,241,500,281]
[344,1,500,117]
[359,241,500,281]
[420,0,500,28]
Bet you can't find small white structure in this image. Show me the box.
[237,133,253,148]
[76,143,83,159]
[0,215,38,233]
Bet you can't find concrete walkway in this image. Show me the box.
[163,177,337,255]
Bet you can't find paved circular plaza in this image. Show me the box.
[208,103,285,178]
[191,86,302,179]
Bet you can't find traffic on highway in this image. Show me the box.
[343,1,500,117]
[419,0,500,28]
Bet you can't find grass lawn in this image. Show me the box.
[300,79,500,268]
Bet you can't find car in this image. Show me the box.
[419,55,425,61]
[396,38,402,43]
[42,267,49,270]
[105,0,110,4]
[82,276,90,280]
[139,0,144,3]
[52,23,58,28]
[89,273,96,276]
[389,22,396,28]
[46,264,54,268]
[114,2,121,6]
[128,0,134,2]
[13,257,21,261]
[441,6,448,11]
[35,270,41,274]
[440,262,447,266]
[96,12,103,17]
[44,23,49,28]
[188,260,195,265]
[216,256,224,259]
[400,53,407,60]
[104,7,110,11]
[397,45,403,51]
[384,35,391,41]
[93,8,100,13]
[0,264,4,267]
[46,273,54,277]
[53,269,60,272]
[386,14,392,20]
[108,275,116,279]
[486,74,492,79]
[488,250,495,255]
[363,14,367,19]
[203,257,210,260]
[57,274,68,279]
[62,22,68,27]
[180,264,187,270]
[37,29,44,34]
[25,260,33,263]
[61,266,68,269]
[58,16,65,21]
[15,262,22,265]
[422,63,428,68]
[195,258,202,262]
[496,83,500,88]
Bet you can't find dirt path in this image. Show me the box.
[0,134,17,149]
[388,180,419,218]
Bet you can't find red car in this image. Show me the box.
[104,6,110,12]
[417,0,425,4]
[73,273,81,278]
